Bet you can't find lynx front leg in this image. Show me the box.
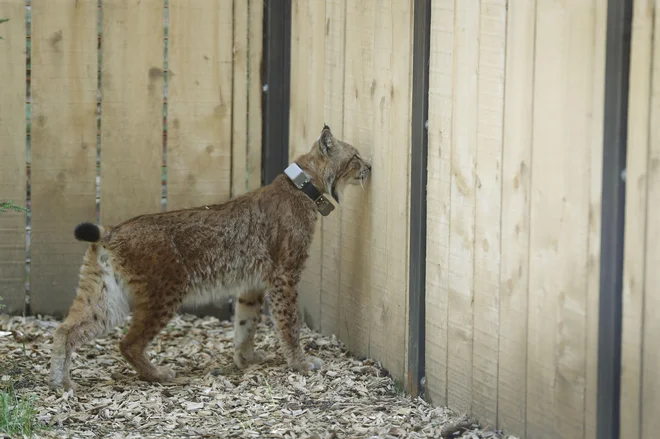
[233,291,266,369]
[267,277,323,374]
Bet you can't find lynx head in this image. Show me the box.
[305,124,372,204]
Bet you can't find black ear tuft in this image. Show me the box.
[323,124,331,131]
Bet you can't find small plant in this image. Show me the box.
[263,377,274,401]
[0,201,27,310]
[391,378,406,396]
[0,383,40,436]
[0,201,27,215]
[0,18,8,40]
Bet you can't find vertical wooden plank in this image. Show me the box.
[101,0,163,225]
[497,0,535,433]
[166,0,233,211]
[642,5,660,434]
[471,0,506,427]
[526,1,564,435]
[425,0,455,407]
[30,0,97,316]
[621,1,655,435]
[319,0,345,338]
[232,0,248,197]
[247,0,263,192]
[0,0,27,314]
[527,2,598,437]
[366,0,411,379]
[340,0,374,358]
[364,0,392,370]
[392,0,413,380]
[585,1,608,437]
[289,0,325,330]
[562,4,603,438]
[620,0,653,435]
[447,0,479,414]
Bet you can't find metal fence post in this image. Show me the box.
[261,0,292,185]
[597,0,633,438]
[407,0,431,399]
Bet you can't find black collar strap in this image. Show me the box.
[284,163,335,216]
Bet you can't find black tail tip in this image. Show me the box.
[74,222,100,242]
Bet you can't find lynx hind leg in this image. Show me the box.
[49,245,129,392]
[119,292,181,383]
[268,277,323,374]
[233,291,266,369]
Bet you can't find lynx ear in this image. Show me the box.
[319,124,335,155]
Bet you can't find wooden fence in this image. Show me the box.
[291,1,658,439]
[425,0,605,437]
[0,0,263,316]
[0,0,657,438]
[620,0,659,436]
[289,0,413,382]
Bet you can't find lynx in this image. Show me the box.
[48,125,371,391]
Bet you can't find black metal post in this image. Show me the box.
[407,0,431,399]
[261,0,292,185]
[597,0,633,437]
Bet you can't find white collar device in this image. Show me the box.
[284,163,335,216]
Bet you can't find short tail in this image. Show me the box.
[74,222,107,243]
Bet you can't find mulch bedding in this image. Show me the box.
[0,313,517,439]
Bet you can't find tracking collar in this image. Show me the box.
[284,163,335,216]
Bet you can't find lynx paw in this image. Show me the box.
[142,366,176,383]
[49,377,77,393]
[306,356,324,371]
[234,350,267,369]
[291,356,324,375]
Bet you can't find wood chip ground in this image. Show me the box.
[0,313,518,439]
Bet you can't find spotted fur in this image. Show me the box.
[48,125,371,392]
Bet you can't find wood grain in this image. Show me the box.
[30,0,97,316]
[496,0,535,433]
[585,1,608,437]
[319,0,346,339]
[166,0,233,211]
[366,0,411,379]
[232,0,248,197]
[641,4,660,435]
[446,0,480,414]
[425,0,455,407]
[471,0,506,426]
[619,1,653,435]
[247,0,263,192]
[0,0,27,314]
[100,0,164,225]
[339,0,375,358]
[526,1,601,436]
[289,0,325,330]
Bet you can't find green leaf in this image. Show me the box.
[0,201,28,215]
